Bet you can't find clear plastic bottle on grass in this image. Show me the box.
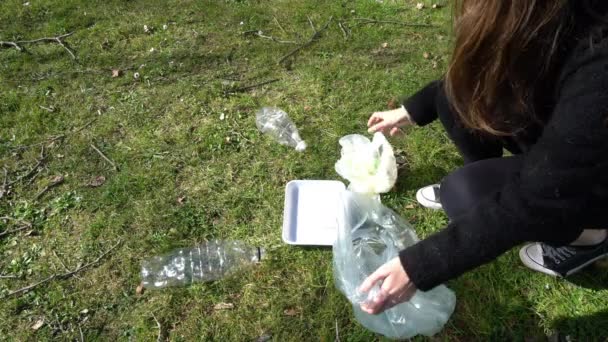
[256,107,307,152]
[141,240,264,289]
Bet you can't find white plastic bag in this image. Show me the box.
[335,133,397,195]
[333,133,456,339]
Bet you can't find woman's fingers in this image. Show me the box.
[367,114,381,127]
[389,127,401,136]
[368,121,392,134]
[358,266,388,294]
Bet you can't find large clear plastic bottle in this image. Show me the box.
[141,240,264,289]
[256,107,307,152]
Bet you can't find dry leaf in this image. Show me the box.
[405,204,416,209]
[88,176,106,187]
[381,42,388,48]
[213,302,234,310]
[31,319,44,331]
[423,52,430,59]
[177,196,186,205]
[416,3,425,10]
[111,69,121,78]
[136,283,145,295]
[304,105,312,111]
[283,308,300,316]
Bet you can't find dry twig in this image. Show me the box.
[6,146,46,188]
[352,17,435,28]
[0,32,76,59]
[34,175,65,200]
[90,144,119,171]
[242,30,297,44]
[153,314,164,342]
[278,16,333,65]
[338,22,350,40]
[5,240,121,298]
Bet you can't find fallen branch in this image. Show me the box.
[278,16,333,65]
[352,18,435,28]
[224,78,280,95]
[5,240,122,298]
[1,32,76,59]
[242,30,297,44]
[0,274,18,279]
[90,144,119,171]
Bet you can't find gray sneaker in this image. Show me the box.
[415,184,442,210]
[519,239,608,277]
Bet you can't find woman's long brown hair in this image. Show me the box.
[445,0,571,135]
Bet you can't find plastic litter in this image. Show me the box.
[334,191,456,339]
[256,107,307,152]
[335,133,397,195]
[141,240,264,289]
[333,133,456,339]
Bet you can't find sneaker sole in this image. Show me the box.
[519,245,608,277]
[416,188,442,210]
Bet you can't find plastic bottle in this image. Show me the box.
[141,240,264,289]
[256,107,307,152]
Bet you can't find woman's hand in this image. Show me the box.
[367,106,413,136]
[358,257,417,314]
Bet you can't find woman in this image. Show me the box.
[360,0,608,315]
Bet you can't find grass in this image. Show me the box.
[1,0,607,340]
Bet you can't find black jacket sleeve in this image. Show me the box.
[399,43,608,291]
[401,80,443,126]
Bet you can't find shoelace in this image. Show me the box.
[542,245,576,265]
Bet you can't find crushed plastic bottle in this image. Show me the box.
[256,107,307,152]
[141,240,264,289]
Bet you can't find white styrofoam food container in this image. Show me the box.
[282,180,346,246]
